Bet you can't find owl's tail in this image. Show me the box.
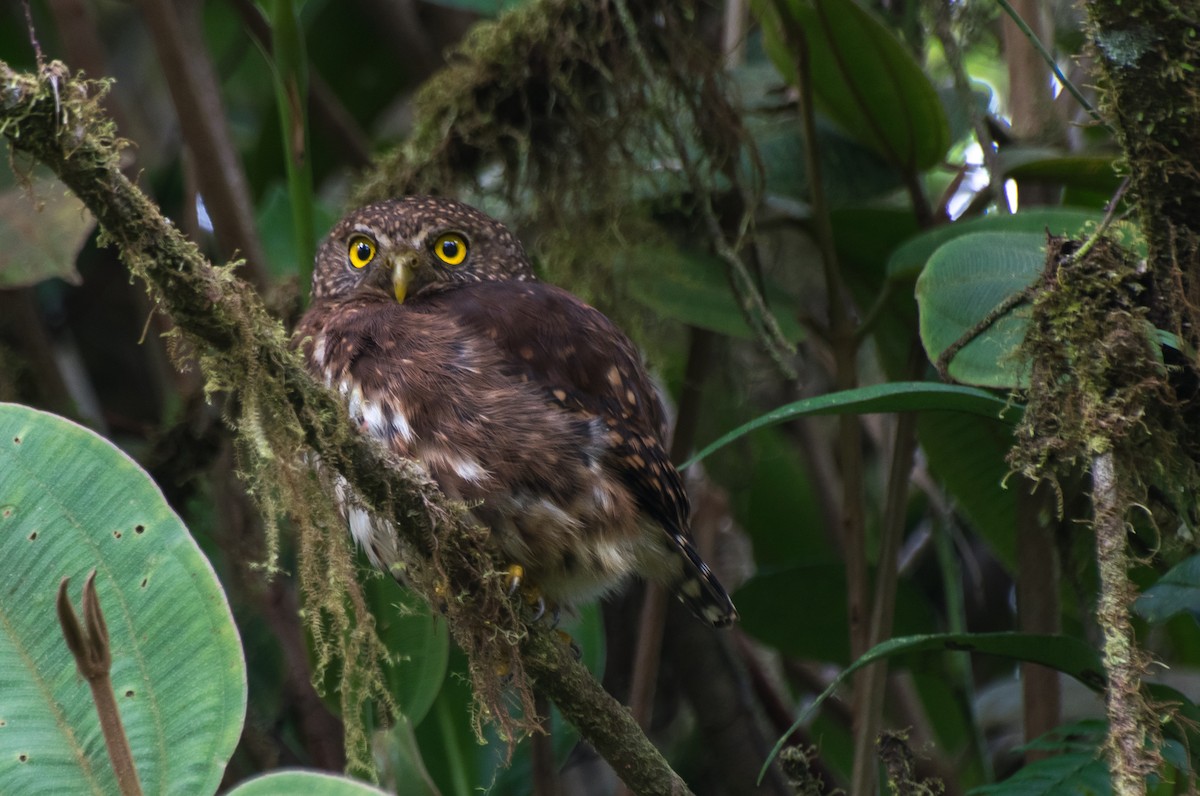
[669,533,738,627]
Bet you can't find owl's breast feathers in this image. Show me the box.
[295,280,736,625]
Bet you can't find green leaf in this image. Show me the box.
[916,231,1048,388]
[918,411,1018,569]
[255,184,339,281]
[968,721,1113,795]
[1134,553,1200,623]
[686,382,1015,468]
[1001,152,1123,196]
[756,0,950,171]
[412,650,488,796]
[938,84,993,150]
[719,427,830,568]
[888,208,1101,281]
[369,583,449,726]
[762,632,1105,780]
[749,112,904,207]
[0,403,246,795]
[374,717,444,796]
[831,206,922,378]
[0,173,93,288]
[621,244,805,343]
[226,770,390,795]
[969,751,1110,794]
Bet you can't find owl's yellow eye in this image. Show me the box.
[433,233,468,266]
[348,236,376,269]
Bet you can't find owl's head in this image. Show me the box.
[311,196,535,302]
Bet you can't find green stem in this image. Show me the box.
[269,0,315,300]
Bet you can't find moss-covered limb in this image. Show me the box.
[1083,1,1200,342]
[0,60,692,795]
[1009,231,1176,789]
[523,630,693,796]
[0,62,435,555]
[1092,452,1156,796]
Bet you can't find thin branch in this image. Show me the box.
[766,7,874,790]
[850,345,922,796]
[1092,451,1156,795]
[135,0,270,289]
[996,0,1104,127]
[1015,480,1060,764]
[624,326,715,744]
[0,60,692,796]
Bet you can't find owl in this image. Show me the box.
[294,196,736,627]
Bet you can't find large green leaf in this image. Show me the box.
[756,0,950,171]
[226,770,390,795]
[0,403,246,795]
[417,0,529,15]
[1001,152,1123,196]
[888,208,1101,281]
[831,206,922,378]
[749,112,904,207]
[970,751,1111,795]
[1135,553,1200,623]
[916,231,1048,388]
[686,382,1015,467]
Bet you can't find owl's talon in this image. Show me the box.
[555,629,582,660]
[504,563,552,620]
[505,563,525,596]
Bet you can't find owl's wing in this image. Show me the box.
[427,281,691,531]
[430,282,665,427]
[429,282,736,625]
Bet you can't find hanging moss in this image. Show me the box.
[353,0,759,345]
[1009,233,1200,519]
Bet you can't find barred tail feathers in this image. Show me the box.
[670,533,737,627]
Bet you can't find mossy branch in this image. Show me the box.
[0,60,692,796]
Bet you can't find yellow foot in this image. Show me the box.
[504,564,549,621]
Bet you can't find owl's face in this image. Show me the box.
[311,196,535,302]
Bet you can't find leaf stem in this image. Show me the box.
[56,571,143,796]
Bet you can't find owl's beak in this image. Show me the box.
[389,249,421,304]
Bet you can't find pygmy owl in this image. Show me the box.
[294,196,736,627]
